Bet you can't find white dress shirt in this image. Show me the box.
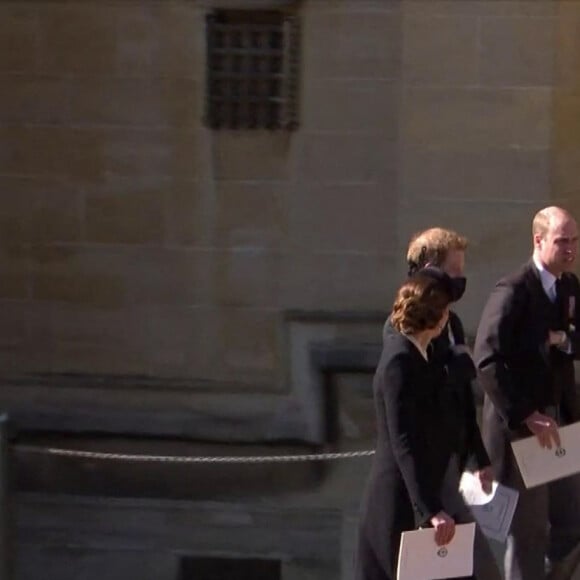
[533,255,559,302]
[533,255,571,352]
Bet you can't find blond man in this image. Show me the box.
[406,227,467,282]
[475,207,580,579]
[402,227,491,478]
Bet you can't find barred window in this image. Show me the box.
[205,9,300,130]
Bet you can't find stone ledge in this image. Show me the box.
[16,491,342,561]
[0,374,309,443]
[14,492,342,580]
[284,309,386,324]
[310,339,381,372]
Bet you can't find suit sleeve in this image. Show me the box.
[380,353,443,526]
[446,312,477,384]
[559,274,580,422]
[474,281,536,430]
[447,315,490,469]
[462,381,491,468]
[566,274,580,357]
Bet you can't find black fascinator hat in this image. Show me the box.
[412,266,465,303]
[407,245,466,302]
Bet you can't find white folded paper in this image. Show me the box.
[396,523,475,580]
[459,471,519,543]
[511,421,580,488]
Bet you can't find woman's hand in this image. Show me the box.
[477,466,494,495]
[429,511,456,546]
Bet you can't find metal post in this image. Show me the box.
[322,370,339,445]
[0,414,12,580]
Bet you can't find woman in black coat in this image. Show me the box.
[354,272,499,580]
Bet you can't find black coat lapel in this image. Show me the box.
[523,259,553,310]
[522,260,554,364]
[448,311,465,345]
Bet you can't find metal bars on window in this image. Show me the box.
[205,9,300,130]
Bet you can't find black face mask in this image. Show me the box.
[449,276,467,302]
[416,267,467,302]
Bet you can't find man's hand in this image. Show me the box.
[548,330,567,347]
[476,466,494,495]
[524,411,561,449]
[429,511,456,546]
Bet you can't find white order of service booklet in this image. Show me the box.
[396,523,476,580]
[459,471,519,543]
[511,421,580,488]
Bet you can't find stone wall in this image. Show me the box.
[554,2,580,224]
[3,2,580,579]
[15,492,342,580]
[0,0,400,401]
[399,0,559,328]
[0,0,577,399]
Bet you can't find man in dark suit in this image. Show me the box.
[474,206,580,580]
[406,228,493,483]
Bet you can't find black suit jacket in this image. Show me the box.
[474,260,580,443]
[430,312,491,471]
[357,330,458,579]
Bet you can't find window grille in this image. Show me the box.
[205,9,300,130]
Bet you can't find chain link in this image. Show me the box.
[15,445,375,464]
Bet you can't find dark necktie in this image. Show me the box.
[554,277,568,327]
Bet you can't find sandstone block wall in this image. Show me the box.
[0,0,577,392]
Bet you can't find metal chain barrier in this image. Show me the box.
[14,445,375,464]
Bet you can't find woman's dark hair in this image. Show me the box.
[391,273,450,334]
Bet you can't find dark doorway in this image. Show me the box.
[180,556,281,580]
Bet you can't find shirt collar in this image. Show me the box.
[402,333,429,361]
[533,255,558,297]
